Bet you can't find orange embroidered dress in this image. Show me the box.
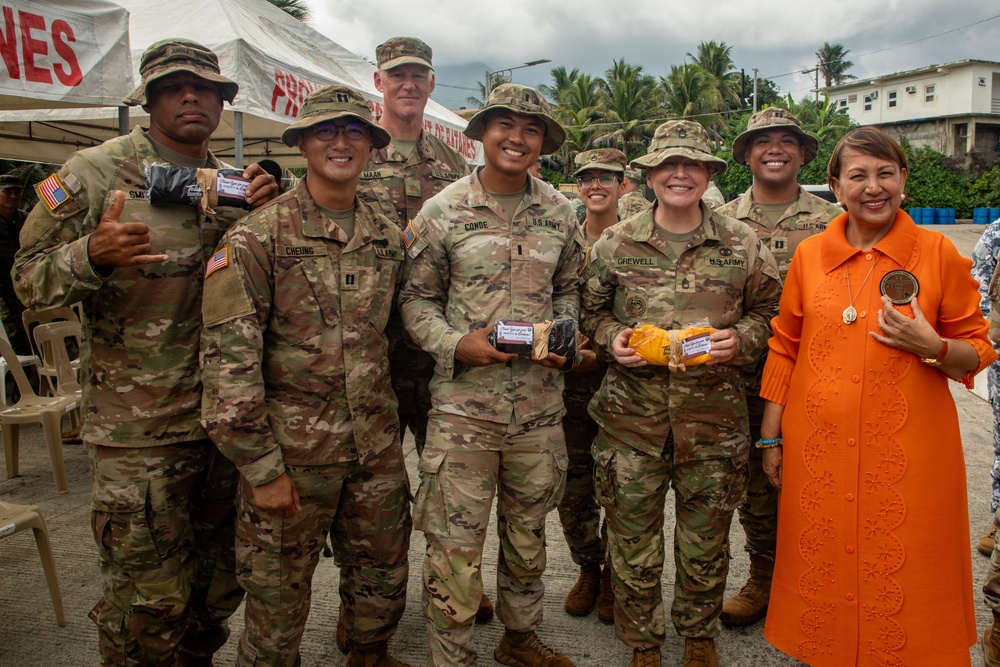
[760,211,996,666]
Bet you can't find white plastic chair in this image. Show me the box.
[0,316,36,405]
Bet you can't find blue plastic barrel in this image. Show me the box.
[975,208,990,224]
[991,208,1000,224]
[908,208,923,224]
[938,208,956,225]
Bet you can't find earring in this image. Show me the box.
[900,193,908,202]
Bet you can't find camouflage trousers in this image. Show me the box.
[734,394,778,560]
[390,346,435,454]
[556,413,606,566]
[593,431,747,648]
[87,440,241,667]
[235,446,411,667]
[414,411,568,667]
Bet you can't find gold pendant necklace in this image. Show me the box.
[843,252,880,325]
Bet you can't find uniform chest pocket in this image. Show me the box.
[365,252,402,331]
[273,256,339,345]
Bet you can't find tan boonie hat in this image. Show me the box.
[0,174,21,190]
[464,83,566,155]
[124,39,238,106]
[731,107,819,165]
[281,84,390,149]
[376,37,433,70]
[572,148,627,178]
[630,120,728,174]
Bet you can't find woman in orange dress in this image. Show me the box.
[758,126,997,666]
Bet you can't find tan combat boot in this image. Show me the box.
[494,629,576,667]
[720,556,774,626]
[630,646,661,667]
[564,563,601,616]
[476,592,495,623]
[345,644,412,667]
[336,602,350,654]
[596,564,614,623]
[682,638,718,667]
[981,525,997,557]
[984,610,1000,667]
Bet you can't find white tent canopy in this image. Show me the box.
[0,0,133,110]
[0,0,478,167]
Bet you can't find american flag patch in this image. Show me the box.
[37,173,69,211]
[205,247,229,277]
[402,220,417,248]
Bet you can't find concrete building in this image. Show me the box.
[825,60,1000,167]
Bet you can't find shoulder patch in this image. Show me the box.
[37,173,71,211]
[205,247,229,278]
[402,220,417,248]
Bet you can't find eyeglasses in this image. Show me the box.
[577,174,620,188]
[311,122,370,142]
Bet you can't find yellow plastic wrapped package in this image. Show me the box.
[628,324,714,369]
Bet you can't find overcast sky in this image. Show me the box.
[310,0,1000,99]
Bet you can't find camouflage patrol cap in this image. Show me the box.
[280,84,391,149]
[464,83,566,154]
[376,37,433,70]
[624,168,642,182]
[0,175,21,190]
[572,148,627,178]
[630,120,728,174]
[124,38,238,106]
[731,107,819,165]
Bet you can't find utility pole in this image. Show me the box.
[752,68,759,113]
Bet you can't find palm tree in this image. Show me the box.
[660,64,725,142]
[815,42,856,87]
[686,41,740,111]
[267,0,309,20]
[465,73,508,108]
[539,67,580,106]
[593,60,659,156]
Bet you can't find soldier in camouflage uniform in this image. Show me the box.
[983,268,1000,666]
[580,120,781,667]
[0,174,28,355]
[399,83,583,667]
[617,169,726,218]
[13,39,279,666]
[200,85,412,667]
[559,149,626,622]
[715,108,842,627]
[973,219,1000,557]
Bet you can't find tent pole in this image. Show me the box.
[234,111,244,169]
[117,106,129,136]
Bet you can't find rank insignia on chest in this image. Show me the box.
[771,238,787,252]
[205,247,229,277]
[402,220,417,248]
[37,173,70,211]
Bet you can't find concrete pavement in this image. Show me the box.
[0,223,996,666]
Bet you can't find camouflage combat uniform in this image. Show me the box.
[716,186,840,561]
[984,250,1000,614]
[399,168,584,665]
[617,191,649,220]
[580,202,781,647]
[200,179,411,666]
[359,132,469,453]
[13,125,243,665]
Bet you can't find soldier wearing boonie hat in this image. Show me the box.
[557,147,627,624]
[399,81,581,667]
[202,82,413,667]
[716,107,841,629]
[14,36,281,667]
[581,117,782,667]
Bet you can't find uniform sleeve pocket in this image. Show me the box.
[412,447,448,536]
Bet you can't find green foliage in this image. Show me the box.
[267,0,309,20]
[815,42,856,87]
[896,138,972,216]
[540,167,563,187]
[969,166,1000,208]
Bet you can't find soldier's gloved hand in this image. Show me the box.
[706,328,738,365]
[243,163,279,209]
[87,190,169,270]
[250,472,301,518]
[611,327,646,368]
[456,326,517,367]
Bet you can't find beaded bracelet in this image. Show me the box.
[755,437,782,449]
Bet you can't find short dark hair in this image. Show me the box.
[827,127,908,184]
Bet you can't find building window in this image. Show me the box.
[839,98,847,108]
[848,94,858,103]
[925,84,936,103]
[888,91,897,108]
[864,95,872,111]
[980,77,988,86]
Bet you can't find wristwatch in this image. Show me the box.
[920,337,948,367]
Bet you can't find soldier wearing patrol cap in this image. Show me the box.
[201,84,412,667]
[716,107,842,628]
[580,119,781,667]
[558,148,626,622]
[399,83,583,667]
[0,173,28,355]
[617,168,649,219]
[14,38,278,666]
